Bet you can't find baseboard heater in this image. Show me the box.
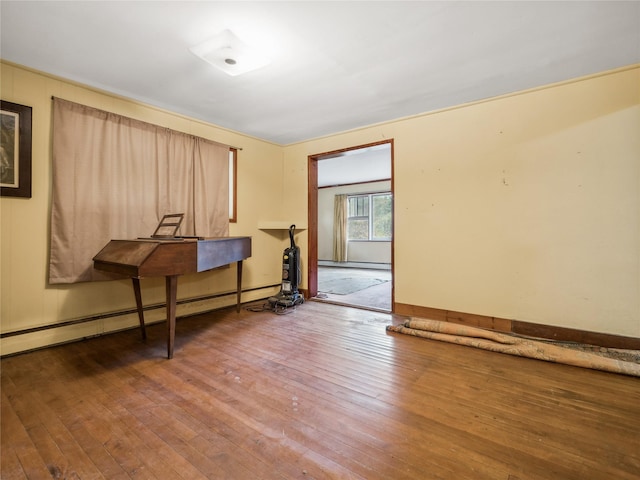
[0,284,279,341]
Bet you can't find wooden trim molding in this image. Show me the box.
[394,303,640,350]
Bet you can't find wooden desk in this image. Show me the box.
[93,236,252,358]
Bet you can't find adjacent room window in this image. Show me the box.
[347,192,392,241]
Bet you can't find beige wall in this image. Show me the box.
[1,62,638,356]
[285,66,639,338]
[0,62,285,355]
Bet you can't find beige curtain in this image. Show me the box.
[332,194,348,262]
[49,98,229,284]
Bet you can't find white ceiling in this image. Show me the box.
[1,1,639,146]
[317,143,391,187]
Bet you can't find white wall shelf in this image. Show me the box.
[258,222,307,230]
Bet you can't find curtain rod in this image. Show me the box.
[51,96,243,151]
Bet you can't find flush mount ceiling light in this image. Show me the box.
[189,29,271,76]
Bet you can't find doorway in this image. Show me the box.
[307,140,394,312]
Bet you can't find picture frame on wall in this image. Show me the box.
[1,100,32,198]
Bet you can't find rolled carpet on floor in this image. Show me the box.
[386,318,640,377]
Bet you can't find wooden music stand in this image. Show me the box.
[151,213,184,238]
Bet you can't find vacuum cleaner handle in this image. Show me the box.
[289,224,296,249]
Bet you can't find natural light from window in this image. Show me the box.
[347,192,392,241]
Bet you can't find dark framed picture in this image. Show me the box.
[1,100,32,198]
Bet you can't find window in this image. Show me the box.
[229,148,237,222]
[347,192,392,241]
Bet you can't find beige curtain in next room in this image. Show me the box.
[49,98,230,284]
[333,194,348,262]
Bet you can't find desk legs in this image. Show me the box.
[131,278,147,340]
[131,266,241,359]
[166,275,179,359]
[132,276,177,358]
[236,260,243,313]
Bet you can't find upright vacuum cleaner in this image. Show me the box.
[268,224,304,308]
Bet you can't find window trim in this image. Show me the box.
[347,191,392,242]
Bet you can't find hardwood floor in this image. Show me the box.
[2,301,639,479]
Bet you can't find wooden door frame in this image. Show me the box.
[307,139,395,311]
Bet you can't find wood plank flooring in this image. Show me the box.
[2,300,639,479]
